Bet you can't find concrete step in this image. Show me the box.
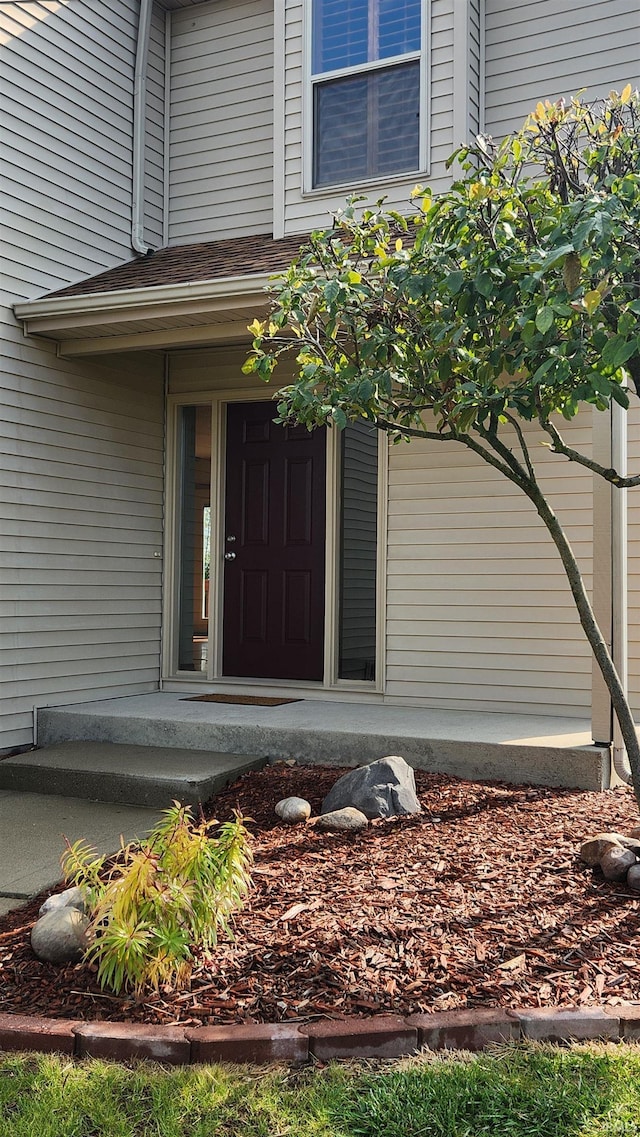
[0,742,265,808]
[34,692,611,790]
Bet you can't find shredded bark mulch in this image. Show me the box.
[1,765,640,1026]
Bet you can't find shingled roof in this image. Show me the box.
[49,233,309,299]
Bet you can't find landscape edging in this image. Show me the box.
[1,1005,639,1064]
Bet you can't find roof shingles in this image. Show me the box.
[49,233,308,299]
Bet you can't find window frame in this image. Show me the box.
[303,0,430,195]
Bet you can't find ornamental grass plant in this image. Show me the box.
[61,802,252,995]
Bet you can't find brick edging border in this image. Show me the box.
[1,1005,639,1064]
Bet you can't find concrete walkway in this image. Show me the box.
[0,790,160,915]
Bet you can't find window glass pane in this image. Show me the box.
[177,405,211,672]
[339,421,378,681]
[375,61,420,174]
[313,0,421,72]
[378,0,421,58]
[313,0,369,73]
[314,62,420,187]
[314,73,369,186]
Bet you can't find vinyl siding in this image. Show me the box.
[168,0,274,243]
[0,325,164,751]
[469,0,482,136]
[145,4,167,249]
[0,0,164,750]
[385,419,593,716]
[281,0,456,234]
[627,404,640,719]
[0,0,139,294]
[485,0,640,139]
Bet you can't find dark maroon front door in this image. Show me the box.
[222,402,326,680]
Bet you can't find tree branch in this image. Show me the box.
[539,413,640,487]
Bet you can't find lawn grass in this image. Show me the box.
[1,1043,640,1136]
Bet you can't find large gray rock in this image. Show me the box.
[31,907,91,965]
[600,846,637,882]
[315,807,368,832]
[39,885,86,918]
[320,756,421,820]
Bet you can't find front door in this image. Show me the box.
[222,401,326,680]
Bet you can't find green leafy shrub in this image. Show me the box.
[61,802,252,995]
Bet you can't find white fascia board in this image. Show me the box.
[13,272,273,324]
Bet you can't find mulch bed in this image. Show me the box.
[1,765,640,1026]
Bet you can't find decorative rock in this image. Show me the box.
[39,886,86,918]
[579,833,628,867]
[315,807,369,832]
[275,796,311,824]
[627,864,640,892]
[31,907,91,965]
[320,756,421,820]
[600,846,638,882]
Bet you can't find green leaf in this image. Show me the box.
[475,272,494,298]
[535,307,554,334]
[446,270,465,295]
[611,383,630,408]
[602,335,634,367]
[612,340,638,368]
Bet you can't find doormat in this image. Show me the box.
[183,694,302,707]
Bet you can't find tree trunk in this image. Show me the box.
[522,476,640,809]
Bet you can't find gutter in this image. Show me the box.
[132,0,153,255]
[13,273,273,323]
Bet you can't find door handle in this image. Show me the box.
[224,551,236,561]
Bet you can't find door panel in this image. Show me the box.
[223,402,326,680]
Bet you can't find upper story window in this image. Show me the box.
[310,0,423,189]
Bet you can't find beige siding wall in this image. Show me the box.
[281,0,456,234]
[145,4,167,249]
[469,0,482,137]
[0,326,164,751]
[485,0,640,139]
[385,420,593,715]
[168,0,274,244]
[0,0,139,294]
[627,405,640,718]
[0,0,165,750]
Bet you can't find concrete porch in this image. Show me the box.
[31,692,610,792]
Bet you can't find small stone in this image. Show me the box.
[31,908,91,965]
[275,796,311,823]
[320,756,421,820]
[39,886,86,918]
[600,846,637,882]
[315,807,368,832]
[579,832,628,866]
[627,864,640,892]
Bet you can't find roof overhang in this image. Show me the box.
[13,272,273,357]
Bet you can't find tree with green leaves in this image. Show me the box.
[244,88,640,805]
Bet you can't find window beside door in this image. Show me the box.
[338,420,378,680]
[176,404,211,672]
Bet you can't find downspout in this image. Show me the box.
[131,0,153,255]
[612,396,633,784]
